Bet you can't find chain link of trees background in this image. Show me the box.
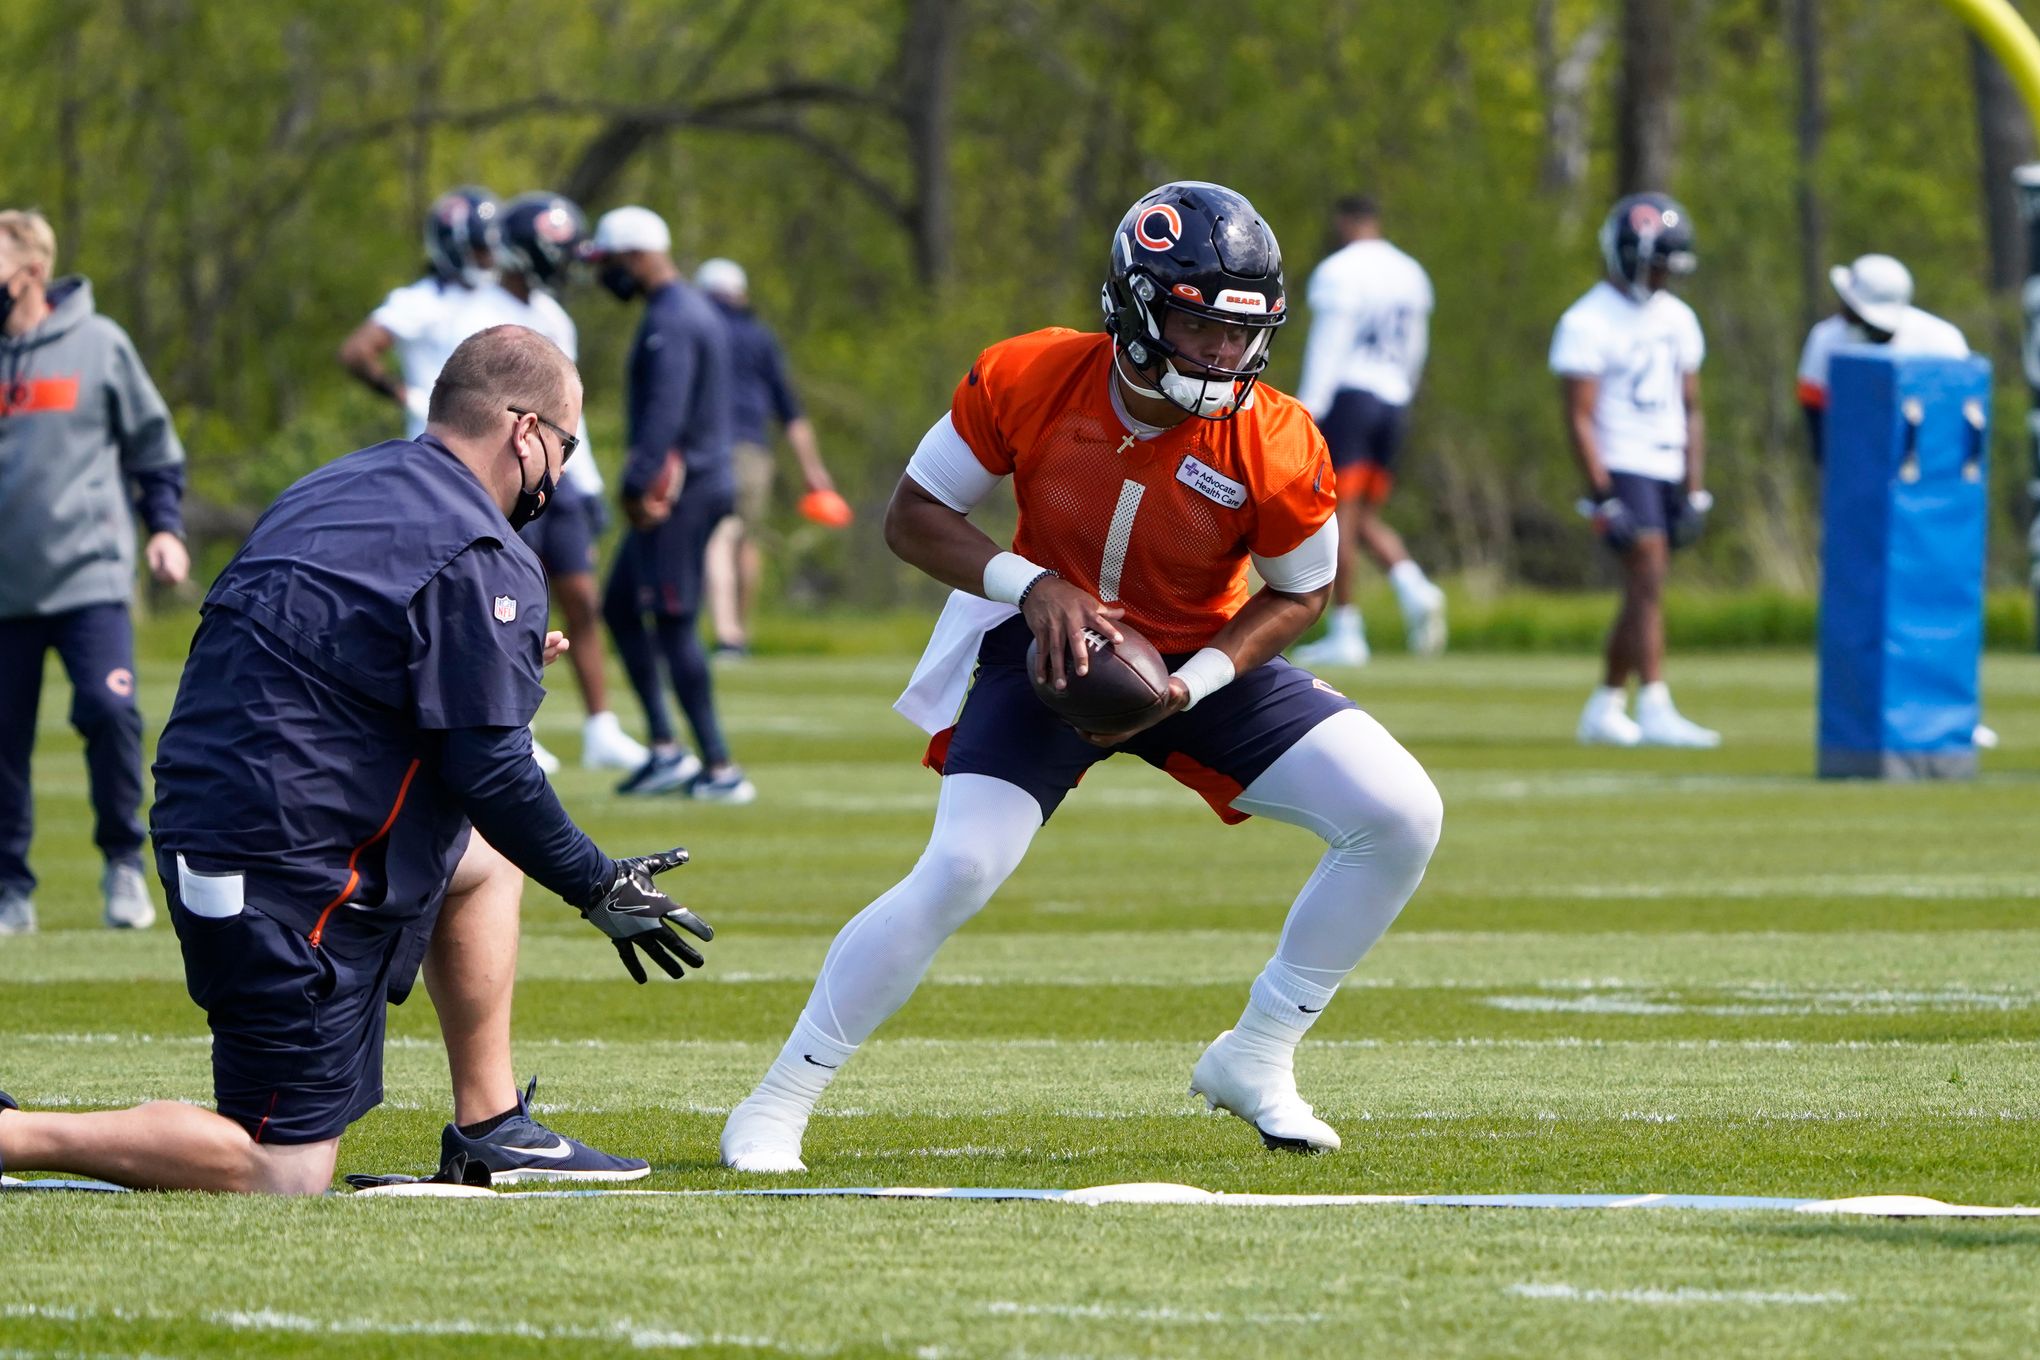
[5,0,2034,606]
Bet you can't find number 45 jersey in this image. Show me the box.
[949,328,1335,654]
[1549,280,1705,484]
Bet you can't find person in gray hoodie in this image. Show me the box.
[0,209,188,935]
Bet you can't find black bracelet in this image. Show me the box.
[1016,569,1059,608]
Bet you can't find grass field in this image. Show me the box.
[5,620,2040,1357]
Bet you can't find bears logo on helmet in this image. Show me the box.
[500,192,591,292]
[1599,192,1696,302]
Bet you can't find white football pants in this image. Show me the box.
[802,707,1442,1049]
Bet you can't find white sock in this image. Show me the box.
[1247,958,1338,1037]
[1388,560,1433,612]
[1591,685,1629,714]
[1327,604,1363,642]
[746,1011,856,1118]
[1637,681,1672,712]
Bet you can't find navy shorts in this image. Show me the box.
[517,487,601,579]
[1608,471,1688,543]
[928,616,1358,823]
[609,478,735,619]
[162,857,441,1145]
[1315,389,1409,505]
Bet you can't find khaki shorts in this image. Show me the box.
[732,442,775,526]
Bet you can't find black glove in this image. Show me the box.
[581,847,714,984]
[1669,489,1712,549]
[1583,490,1637,554]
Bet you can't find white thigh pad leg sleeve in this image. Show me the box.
[807,774,1043,1048]
[1230,708,1443,984]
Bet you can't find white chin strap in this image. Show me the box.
[1124,358,1248,418]
[462,265,500,289]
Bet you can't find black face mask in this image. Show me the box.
[598,261,641,301]
[508,434,556,529]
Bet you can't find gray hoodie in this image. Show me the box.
[0,277,186,618]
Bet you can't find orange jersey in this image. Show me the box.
[950,329,1334,653]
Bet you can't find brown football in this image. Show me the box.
[1026,620,1170,735]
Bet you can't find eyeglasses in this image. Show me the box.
[507,406,579,462]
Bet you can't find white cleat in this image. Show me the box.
[530,733,562,775]
[582,711,651,771]
[0,888,38,936]
[720,1093,810,1173]
[1576,700,1643,747]
[101,861,156,931]
[1291,634,1370,669]
[1400,583,1449,657]
[1188,1029,1340,1154]
[1636,707,1721,749]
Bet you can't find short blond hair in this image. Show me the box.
[0,210,56,275]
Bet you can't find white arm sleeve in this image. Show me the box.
[904,412,1002,513]
[1252,516,1340,593]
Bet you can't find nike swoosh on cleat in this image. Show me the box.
[498,1136,575,1160]
[1298,1005,1324,1014]
[803,1054,839,1069]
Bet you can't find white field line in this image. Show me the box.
[983,1300,1325,1325]
[0,1303,852,1355]
[1519,874,2040,901]
[1506,1282,1852,1307]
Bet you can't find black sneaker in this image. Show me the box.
[439,1079,650,1184]
[615,749,702,796]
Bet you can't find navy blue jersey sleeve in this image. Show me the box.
[431,725,615,906]
[408,542,548,729]
[131,464,187,535]
[757,325,803,426]
[622,304,702,496]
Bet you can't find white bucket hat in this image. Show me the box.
[1829,254,1913,335]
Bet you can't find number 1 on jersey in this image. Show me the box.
[1098,479,1145,603]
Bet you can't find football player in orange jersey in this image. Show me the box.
[722,183,1442,1171]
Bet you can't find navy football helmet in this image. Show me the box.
[500,192,589,292]
[1101,181,1286,420]
[425,185,501,288]
[1599,192,1696,302]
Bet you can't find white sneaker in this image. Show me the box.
[0,889,36,936]
[101,861,156,931]
[1636,702,1721,749]
[1399,581,1448,657]
[1291,633,1370,669]
[1188,1028,1340,1153]
[720,1092,810,1173]
[1576,695,1642,747]
[581,711,650,771]
[530,734,562,775]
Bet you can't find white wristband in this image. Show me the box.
[984,551,1051,605]
[1172,647,1235,710]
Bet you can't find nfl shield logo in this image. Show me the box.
[492,596,518,624]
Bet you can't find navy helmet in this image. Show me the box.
[1101,180,1286,420]
[499,191,589,292]
[1599,192,1696,301]
[425,185,501,288]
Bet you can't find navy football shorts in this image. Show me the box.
[517,487,602,579]
[926,616,1358,823]
[162,856,443,1145]
[1608,471,1689,546]
[1315,389,1409,506]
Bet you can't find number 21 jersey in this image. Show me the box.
[1548,280,1705,483]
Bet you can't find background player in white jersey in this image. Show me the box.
[495,192,647,773]
[1551,192,1719,749]
[1291,194,1447,665]
[1796,253,1969,462]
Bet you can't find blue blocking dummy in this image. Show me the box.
[1819,351,1991,779]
